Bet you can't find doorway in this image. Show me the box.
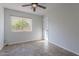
[43,16,48,40]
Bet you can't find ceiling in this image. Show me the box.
[0,3,49,16]
[0,3,75,16]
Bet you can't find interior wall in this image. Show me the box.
[4,8,43,45]
[47,4,79,55]
[0,6,4,50]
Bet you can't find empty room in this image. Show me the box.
[0,3,79,56]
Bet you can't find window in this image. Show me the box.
[11,16,32,32]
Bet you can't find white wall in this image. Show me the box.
[4,8,43,45]
[46,4,79,55]
[0,6,4,50]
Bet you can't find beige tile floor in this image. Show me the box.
[0,40,77,56]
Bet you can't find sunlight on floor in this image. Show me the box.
[44,39,48,52]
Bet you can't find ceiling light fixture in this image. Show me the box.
[22,3,46,12]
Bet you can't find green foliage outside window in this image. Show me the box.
[11,16,32,32]
[12,20,29,30]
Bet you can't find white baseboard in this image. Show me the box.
[4,39,42,46]
[48,40,79,55]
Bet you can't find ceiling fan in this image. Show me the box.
[22,3,46,12]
